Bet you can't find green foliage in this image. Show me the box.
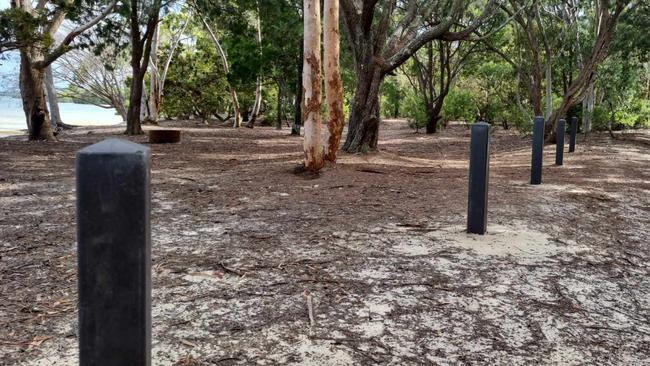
[380,78,403,119]
[162,40,230,121]
[401,91,427,130]
[442,89,476,123]
[0,8,46,54]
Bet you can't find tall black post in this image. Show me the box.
[467,122,490,235]
[555,119,565,166]
[569,116,578,152]
[531,116,545,185]
[76,139,151,366]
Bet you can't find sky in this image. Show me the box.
[0,0,18,93]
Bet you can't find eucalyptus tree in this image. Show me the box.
[545,0,635,139]
[148,10,191,123]
[403,39,480,133]
[339,0,498,153]
[125,0,162,134]
[44,65,65,129]
[0,0,118,140]
[302,0,323,170]
[323,0,344,160]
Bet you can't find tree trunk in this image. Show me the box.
[583,81,595,134]
[302,0,324,171]
[425,102,444,134]
[148,25,160,123]
[44,65,63,130]
[291,70,302,136]
[247,4,263,128]
[545,59,553,119]
[531,69,543,116]
[202,18,242,127]
[545,0,625,141]
[140,80,149,123]
[342,65,383,153]
[323,0,344,162]
[126,68,145,134]
[276,81,283,129]
[19,51,55,141]
[126,0,160,135]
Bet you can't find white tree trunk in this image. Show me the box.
[251,33,262,119]
[155,12,191,118]
[140,79,149,122]
[248,3,263,126]
[148,24,160,122]
[44,65,63,129]
[323,0,344,162]
[303,0,324,171]
[583,81,595,134]
[545,59,553,119]
[202,18,242,127]
[252,76,262,119]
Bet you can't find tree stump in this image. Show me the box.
[148,129,181,143]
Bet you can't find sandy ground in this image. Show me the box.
[1,120,650,365]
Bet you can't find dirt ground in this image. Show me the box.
[1,119,650,365]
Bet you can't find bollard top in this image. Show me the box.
[472,121,491,130]
[534,116,545,123]
[77,138,150,156]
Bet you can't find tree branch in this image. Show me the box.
[36,0,119,69]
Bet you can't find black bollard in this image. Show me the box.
[531,116,545,185]
[569,116,578,153]
[467,122,490,235]
[555,119,565,166]
[77,139,151,366]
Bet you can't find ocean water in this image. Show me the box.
[0,96,123,132]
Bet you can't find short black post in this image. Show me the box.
[467,122,490,234]
[77,139,151,366]
[555,119,565,166]
[531,116,545,185]
[569,116,578,153]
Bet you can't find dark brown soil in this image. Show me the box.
[1,120,649,365]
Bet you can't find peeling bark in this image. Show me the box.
[323,0,345,162]
[302,0,324,171]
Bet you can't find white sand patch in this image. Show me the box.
[196,225,226,235]
[422,224,590,262]
[291,335,355,366]
[358,267,391,280]
[364,299,393,317]
[22,341,77,366]
[179,230,199,236]
[357,321,385,338]
[392,237,432,256]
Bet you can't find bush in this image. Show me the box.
[442,89,476,123]
[401,92,427,131]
